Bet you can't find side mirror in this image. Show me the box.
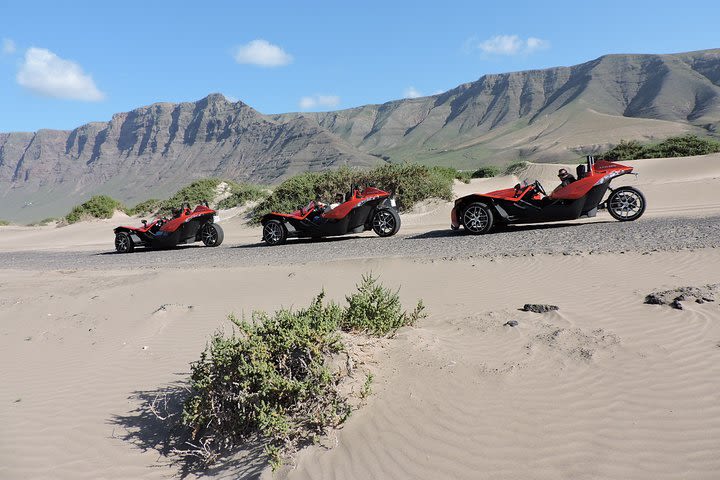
[141,219,147,226]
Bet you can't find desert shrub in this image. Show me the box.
[598,139,645,161]
[182,292,347,469]
[251,163,453,222]
[158,179,223,214]
[176,275,426,470]
[216,183,267,210]
[600,134,720,160]
[26,217,59,226]
[471,166,501,178]
[0,220,10,226]
[342,274,426,336]
[430,166,471,183]
[646,134,720,158]
[503,161,529,175]
[65,195,125,224]
[127,199,162,217]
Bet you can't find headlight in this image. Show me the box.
[213,215,220,223]
[390,198,397,207]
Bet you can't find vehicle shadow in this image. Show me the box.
[407,220,614,239]
[96,245,206,256]
[232,235,363,248]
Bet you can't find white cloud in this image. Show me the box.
[17,47,105,101]
[475,35,550,56]
[299,94,340,110]
[526,37,550,53]
[2,38,16,55]
[403,86,422,99]
[233,39,292,67]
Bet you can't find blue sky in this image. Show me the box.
[1,1,719,132]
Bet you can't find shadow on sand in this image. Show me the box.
[232,234,363,249]
[110,381,268,479]
[407,220,614,240]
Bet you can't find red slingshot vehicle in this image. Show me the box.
[451,156,646,234]
[261,185,400,245]
[113,203,224,253]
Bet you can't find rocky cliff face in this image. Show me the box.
[0,94,380,221]
[2,49,720,222]
[278,49,720,163]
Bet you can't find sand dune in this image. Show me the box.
[1,154,720,479]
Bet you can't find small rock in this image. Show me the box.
[670,299,684,310]
[142,345,148,350]
[696,298,705,304]
[523,304,559,313]
[644,294,665,305]
[504,320,519,327]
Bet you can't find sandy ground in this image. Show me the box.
[1,155,720,479]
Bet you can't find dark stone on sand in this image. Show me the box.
[522,304,559,313]
[504,320,519,327]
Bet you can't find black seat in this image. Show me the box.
[576,164,588,179]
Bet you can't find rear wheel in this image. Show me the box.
[115,232,134,253]
[607,187,646,221]
[201,223,224,247]
[372,208,401,237]
[462,202,494,234]
[263,219,287,246]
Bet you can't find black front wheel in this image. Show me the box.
[372,208,401,237]
[462,202,494,234]
[115,232,135,253]
[201,223,224,247]
[607,187,646,221]
[263,219,288,246]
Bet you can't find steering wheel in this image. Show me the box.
[534,180,547,196]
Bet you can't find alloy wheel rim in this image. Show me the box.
[116,235,128,251]
[464,206,488,232]
[264,223,283,243]
[373,210,395,234]
[610,191,642,218]
[202,226,217,245]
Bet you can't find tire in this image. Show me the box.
[201,223,224,247]
[607,187,646,222]
[115,232,134,253]
[372,208,401,237]
[462,202,494,234]
[263,219,287,246]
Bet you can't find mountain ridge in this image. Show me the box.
[2,49,720,222]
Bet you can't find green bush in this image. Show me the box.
[471,166,501,178]
[503,161,529,175]
[182,292,347,469]
[251,163,454,222]
[127,180,267,217]
[177,275,426,469]
[343,274,426,336]
[126,199,162,217]
[0,220,10,226]
[158,179,224,214]
[600,134,720,160]
[65,195,125,224]
[216,183,267,210]
[598,139,645,161]
[430,166,471,183]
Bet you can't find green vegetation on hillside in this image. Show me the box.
[252,163,455,222]
[177,275,425,469]
[503,161,529,175]
[124,179,266,217]
[600,134,720,160]
[65,195,125,224]
[0,220,10,226]
[471,166,501,178]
